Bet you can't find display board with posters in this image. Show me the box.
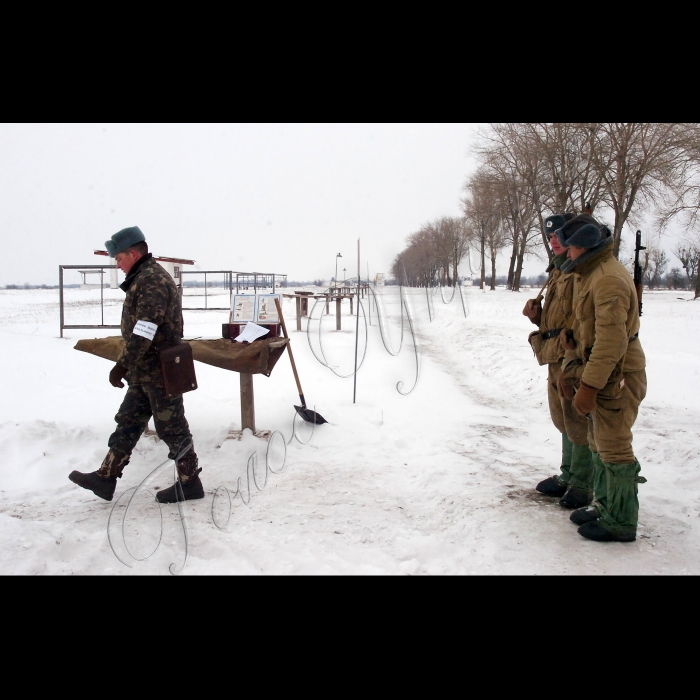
[230,294,257,323]
[255,294,281,323]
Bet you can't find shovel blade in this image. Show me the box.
[294,405,328,425]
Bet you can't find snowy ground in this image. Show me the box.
[1,282,699,575]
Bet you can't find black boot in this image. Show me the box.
[68,471,118,501]
[578,520,636,542]
[156,475,204,503]
[570,506,598,526]
[536,475,568,497]
[559,486,593,509]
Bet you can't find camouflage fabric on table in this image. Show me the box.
[189,337,289,376]
[75,336,290,377]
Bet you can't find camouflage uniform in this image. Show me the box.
[97,254,199,483]
[529,253,593,491]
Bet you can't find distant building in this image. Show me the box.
[375,273,386,287]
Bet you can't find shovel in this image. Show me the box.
[274,297,328,425]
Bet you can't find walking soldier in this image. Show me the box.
[524,214,594,509]
[555,216,647,542]
[69,226,203,503]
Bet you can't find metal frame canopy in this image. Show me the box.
[59,258,288,335]
[180,270,233,311]
[58,264,120,337]
[235,272,286,293]
[179,270,288,311]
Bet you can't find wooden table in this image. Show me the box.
[74,336,290,436]
[283,293,329,331]
[283,291,363,331]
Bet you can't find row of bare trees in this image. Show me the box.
[391,217,471,287]
[639,240,700,289]
[394,124,700,297]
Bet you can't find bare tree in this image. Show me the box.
[471,125,564,290]
[672,241,700,286]
[446,217,473,286]
[486,220,507,290]
[392,216,473,288]
[591,123,697,257]
[462,168,503,290]
[521,122,607,217]
[667,267,686,290]
[643,248,668,289]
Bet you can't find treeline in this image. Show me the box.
[639,241,699,289]
[393,123,700,297]
[285,280,325,288]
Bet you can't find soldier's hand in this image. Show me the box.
[522,299,542,325]
[557,372,575,400]
[109,363,128,388]
[560,328,576,351]
[573,382,598,416]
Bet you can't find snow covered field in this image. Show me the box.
[1,283,699,575]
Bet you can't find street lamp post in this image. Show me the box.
[335,253,342,287]
[343,267,346,284]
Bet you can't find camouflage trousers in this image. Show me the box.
[99,383,199,482]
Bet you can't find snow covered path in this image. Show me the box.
[1,286,698,575]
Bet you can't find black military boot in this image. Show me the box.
[68,471,118,501]
[69,448,129,501]
[570,505,598,525]
[559,485,593,509]
[536,475,568,497]
[578,520,636,542]
[156,473,204,503]
[156,449,203,503]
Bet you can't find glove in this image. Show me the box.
[522,299,542,326]
[557,371,575,400]
[559,328,576,351]
[573,382,598,416]
[109,363,128,388]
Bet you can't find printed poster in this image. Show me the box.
[256,294,281,323]
[231,294,256,322]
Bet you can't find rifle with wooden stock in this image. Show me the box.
[633,229,645,317]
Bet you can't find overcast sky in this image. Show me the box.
[0,123,487,286]
[2,123,688,288]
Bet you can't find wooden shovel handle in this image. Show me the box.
[274,297,305,401]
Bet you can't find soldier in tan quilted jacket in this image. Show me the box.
[523,214,594,510]
[555,216,647,542]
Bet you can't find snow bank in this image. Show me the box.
[0,285,698,575]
